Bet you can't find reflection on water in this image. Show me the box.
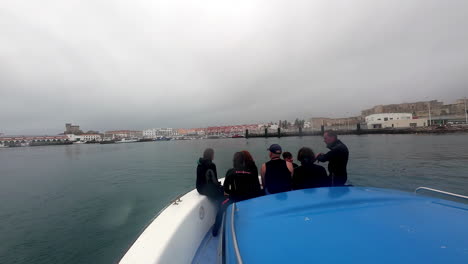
[0,134,467,264]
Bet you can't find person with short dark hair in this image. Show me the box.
[196,148,223,199]
[261,144,293,194]
[316,131,349,186]
[282,151,299,169]
[293,147,330,190]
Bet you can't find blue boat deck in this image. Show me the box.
[222,187,468,263]
[192,228,219,264]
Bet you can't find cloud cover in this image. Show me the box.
[1,0,468,134]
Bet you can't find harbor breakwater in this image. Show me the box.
[246,126,468,138]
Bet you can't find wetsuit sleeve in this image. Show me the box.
[292,167,300,190]
[213,164,218,182]
[223,169,233,194]
[196,165,204,192]
[253,165,259,178]
[317,149,337,162]
[252,165,261,192]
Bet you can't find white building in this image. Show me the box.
[365,113,427,129]
[382,118,428,128]
[66,134,102,142]
[143,128,178,138]
[80,134,102,142]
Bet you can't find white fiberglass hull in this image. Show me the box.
[119,188,218,264]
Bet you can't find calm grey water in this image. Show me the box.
[1,134,467,264]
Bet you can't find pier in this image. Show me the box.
[245,125,468,138]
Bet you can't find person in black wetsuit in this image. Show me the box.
[316,131,349,186]
[224,152,263,201]
[242,150,259,178]
[292,147,330,190]
[282,151,299,169]
[196,148,223,200]
[212,151,262,236]
[261,144,294,194]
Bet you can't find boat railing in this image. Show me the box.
[414,187,468,200]
[230,203,243,264]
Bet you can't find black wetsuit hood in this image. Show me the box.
[198,157,212,166]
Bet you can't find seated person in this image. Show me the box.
[196,148,223,200]
[224,152,263,201]
[212,152,262,236]
[241,150,262,190]
[292,147,330,190]
[282,151,299,168]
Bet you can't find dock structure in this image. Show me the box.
[245,125,468,138]
[0,135,71,147]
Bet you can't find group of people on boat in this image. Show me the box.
[196,131,349,236]
[197,131,349,197]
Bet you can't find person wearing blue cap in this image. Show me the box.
[260,144,294,194]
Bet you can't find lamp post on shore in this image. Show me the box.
[426,98,432,126]
[346,112,350,131]
[465,97,467,124]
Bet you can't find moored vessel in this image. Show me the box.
[116,138,138,143]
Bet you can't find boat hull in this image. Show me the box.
[119,189,219,264]
[120,186,468,264]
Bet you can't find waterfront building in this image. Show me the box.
[427,115,467,125]
[362,99,467,119]
[365,113,425,129]
[206,124,259,136]
[64,123,83,134]
[176,129,188,136]
[269,124,279,130]
[380,118,428,128]
[142,128,178,138]
[183,128,206,136]
[67,134,102,142]
[105,130,143,139]
[310,117,361,130]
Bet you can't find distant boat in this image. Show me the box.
[116,138,138,143]
[138,138,154,142]
[99,140,116,144]
[231,134,244,138]
[154,137,171,141]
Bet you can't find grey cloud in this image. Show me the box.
[1,0,468,134]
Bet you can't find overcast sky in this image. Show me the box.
[1,0,467,134]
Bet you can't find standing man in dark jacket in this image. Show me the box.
[316,131,349,186]
[196,148,223,199]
